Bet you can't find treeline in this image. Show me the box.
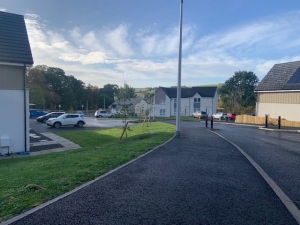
[27,65,135,112]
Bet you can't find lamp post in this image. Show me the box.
[82,104,84,111]
[176,0,183,136]
[58,104,61,112]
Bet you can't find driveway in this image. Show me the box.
[6,121,298,224]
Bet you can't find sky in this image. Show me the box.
[1,0,300,89]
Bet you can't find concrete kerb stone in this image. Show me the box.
[213,121,300,133]
[1,134,177,225]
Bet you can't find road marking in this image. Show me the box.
[209,130,300,224]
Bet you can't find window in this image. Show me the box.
[174,98,177,114]
[160,109,166,116]
[193,98,200,112]
[66,115,78,118]
[159,99,165,104]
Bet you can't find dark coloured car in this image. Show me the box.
[36,112,65,123]
[29,109,49,118]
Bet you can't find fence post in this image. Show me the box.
[205,117,208,128]
[211,116,213,129]
[278,116,281,129]
[265,114,269,128]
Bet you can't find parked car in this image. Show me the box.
[29,109,49,118]
[94,110,115,118]
[192,111,208,119]
[212,112,228,120]
[46,113,85,128]
[36,112,65,123]
[227,112,236,120]
[76,111,84,115]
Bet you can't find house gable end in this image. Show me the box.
[0,11,33,65]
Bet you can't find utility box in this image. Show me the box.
[0,136,10,147]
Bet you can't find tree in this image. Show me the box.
[116,83,136,138]
[219,71,259,113]
[99,84,119,109]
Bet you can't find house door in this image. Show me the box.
[206,107,212,117]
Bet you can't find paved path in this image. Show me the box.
[4,123,298,225]
[30,132,81,155]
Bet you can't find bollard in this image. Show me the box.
[265,115,268,128]
[278,116,281,129]
[205,117,208,127]
[211,116,213,129]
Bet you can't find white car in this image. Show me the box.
[47,113,85,128]
[212,112,228,120]
[94,110,115,118]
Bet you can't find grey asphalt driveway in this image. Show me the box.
[8,122,298,225]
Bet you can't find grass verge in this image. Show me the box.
[0,122,175,222]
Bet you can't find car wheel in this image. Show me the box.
[77,121,84,128]
[99,115,102,118]
[53,122,61,129]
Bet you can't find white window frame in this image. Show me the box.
[159,99,166,104]
[193,98,201,112]
[174,98,177,114]
[159,109,166,116]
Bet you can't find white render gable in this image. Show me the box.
[154,87,218,117]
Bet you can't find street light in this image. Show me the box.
[82,104,84,111]
[176,0,183,136]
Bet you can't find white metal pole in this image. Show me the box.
[176,0,183,136]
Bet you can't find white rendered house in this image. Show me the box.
[154,86,218,117]
[0,11,34,154]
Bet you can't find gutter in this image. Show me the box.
[23,64,27,152]
[255,90,300,93]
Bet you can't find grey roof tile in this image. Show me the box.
[159,86,217,98]
[0,11,33,65]
[255,61,300,91]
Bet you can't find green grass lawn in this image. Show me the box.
[0,122,175,222]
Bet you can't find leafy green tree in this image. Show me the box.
[28,85,45,109]
[116,83,136,121]
[99,84,119,109]
[219,71,259,113]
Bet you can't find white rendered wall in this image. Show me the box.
[0,89,29,154]
[256,102,300,121]
[155,97,171,117]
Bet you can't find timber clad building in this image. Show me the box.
[0,11,33,154]
[255,61,300,122]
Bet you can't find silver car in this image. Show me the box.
[192,111,208,119]
[94,110,115,118]
[47,113,85,128]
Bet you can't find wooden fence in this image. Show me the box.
[235,115,300,127]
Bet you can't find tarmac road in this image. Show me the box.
[5,121,299,224]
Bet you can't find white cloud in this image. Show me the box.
[22,10,300,88]
[59,51,107,64]
[0,8,7,12]
[104,23,133,57]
